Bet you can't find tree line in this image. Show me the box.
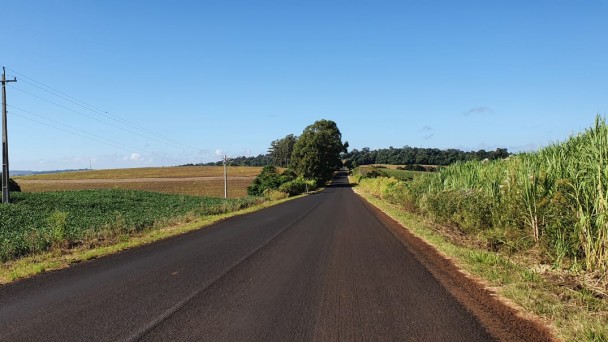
[343,146,509,167]
[185,146,510,169]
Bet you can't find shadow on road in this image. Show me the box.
[327,171,352,188]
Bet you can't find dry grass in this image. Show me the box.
[14,166,262,180]
[14,166,263,197]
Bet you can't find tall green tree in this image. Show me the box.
[289,119,347,184]
[268,134,297,168]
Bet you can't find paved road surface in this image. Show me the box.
[1,172,498,341]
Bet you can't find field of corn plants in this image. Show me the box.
[0,189,262,262]
[355,116,608,273]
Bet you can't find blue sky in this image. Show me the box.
[3,1,607,170]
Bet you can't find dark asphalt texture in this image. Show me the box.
[0,172,497,341]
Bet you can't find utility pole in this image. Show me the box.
[223,155,228,199]
[2,67,17,204]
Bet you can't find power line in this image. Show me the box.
[11,112,136,153]
[10,106,183,163]
[5,67,208,154]
[15,77,200,150]
[8,105,146,153]
[7,84,200,153]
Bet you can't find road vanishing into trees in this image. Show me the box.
[0,172,552,341]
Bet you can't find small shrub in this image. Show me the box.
[9,178,21,192]
[247,166,283,196]
[263,189,289,200]
[47,211,69,248]
[0,175,21,192]
[418,189,494,234]
[278,178,317,196]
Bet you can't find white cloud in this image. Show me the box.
[130,153,142,162]
[215,149,223,156]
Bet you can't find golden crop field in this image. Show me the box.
[15,166,262,180]
[14,166,264,198]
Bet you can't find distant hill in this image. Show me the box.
[10,169,90,177]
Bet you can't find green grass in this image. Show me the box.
[0,189,261,262]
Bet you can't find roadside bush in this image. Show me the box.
[279,168,297,183]
[247,166,283,196]
[263,189,289,201]
[349,174,363,184]
[381,179,409,205]
[278,178,317,196]
[278,179,306,196]
[247,166,307,197]
[305,179,318,192]
[9,178,21,192]
[0,175,21,192]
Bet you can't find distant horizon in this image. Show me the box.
[6,135,576,173]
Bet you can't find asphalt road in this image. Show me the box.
[0,172,501,341]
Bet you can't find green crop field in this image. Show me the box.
[0,189,261,262]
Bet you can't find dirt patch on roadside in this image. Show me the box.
[357,194,558,342]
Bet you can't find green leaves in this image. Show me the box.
[289,119,346,185]
[247,166,283,196]
[0,190,259,262]
[268,134,297,168]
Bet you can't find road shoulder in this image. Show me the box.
[352,188,558,342]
